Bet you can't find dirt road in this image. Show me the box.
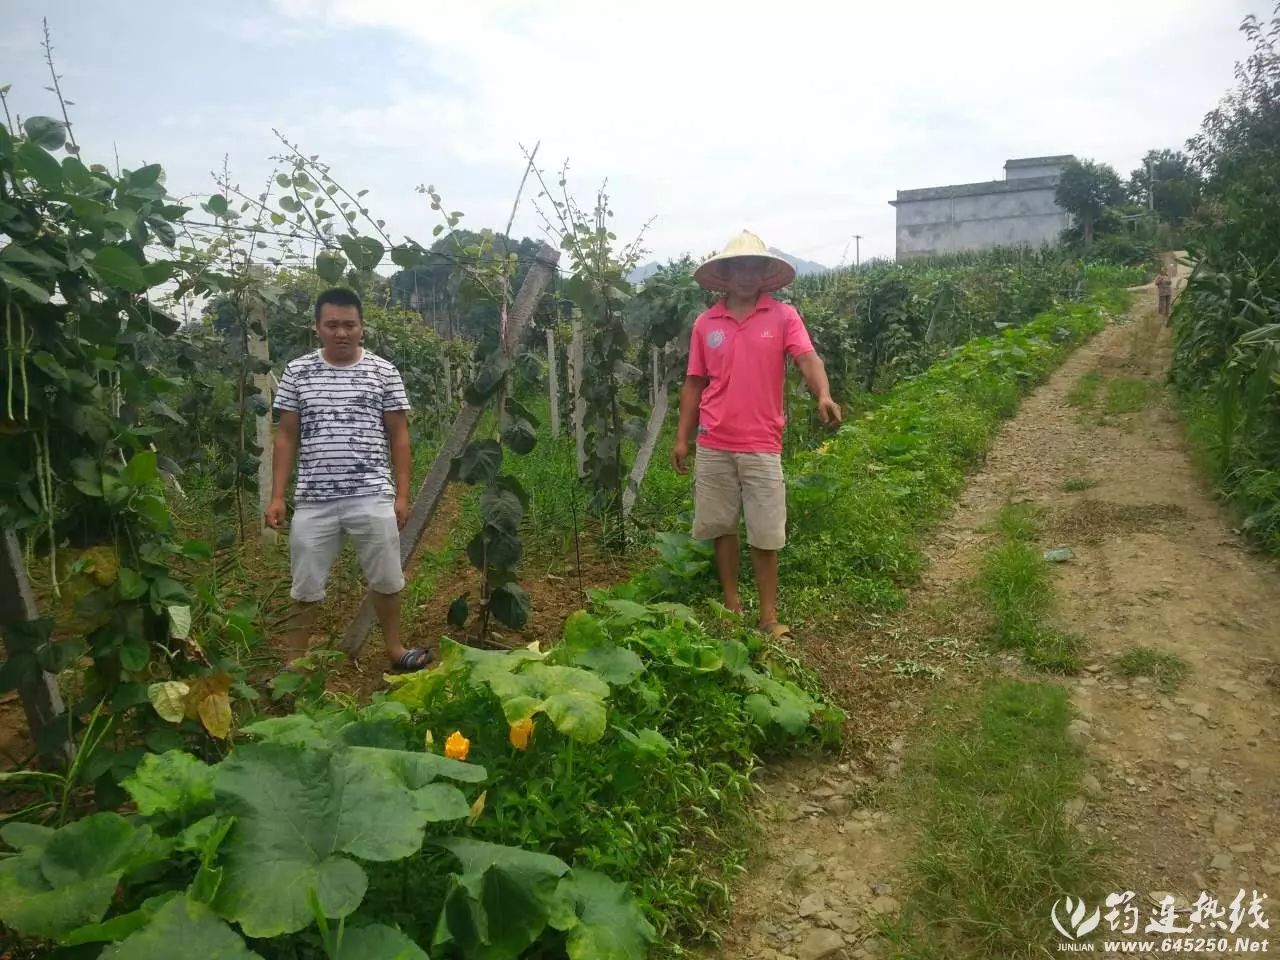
[721,261,1280,960]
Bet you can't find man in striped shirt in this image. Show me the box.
[266,287,432,671]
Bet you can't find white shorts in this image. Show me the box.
[289,493,405,602]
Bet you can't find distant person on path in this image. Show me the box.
[672,231,842,639]
[265,287,431,671]
[1156,266,1173,322]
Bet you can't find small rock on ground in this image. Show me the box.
[797,927,846,960]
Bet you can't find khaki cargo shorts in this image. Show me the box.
[692,448,786,550]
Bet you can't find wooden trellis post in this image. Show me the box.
[0,531,69,760]
[623,344,674,517]
[569,316,586,479]
[245,290,275,542]
[546,328,561,437]
[338,243,560,654]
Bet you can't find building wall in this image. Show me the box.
[1004,158,1070,181]
[894,184,1070,260]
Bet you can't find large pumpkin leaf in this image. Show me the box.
[541,691,607,743]
[484,663,610,743]
[0,813,159,939]
[433,838,573,960]
[212,743,484,937]
[387,637,543,711]
[557,611,645,686]
[122,750,215,819]
[557,869,656,960]
[334,923,429,960]
[738,670,815,735]
[102,895,262,960]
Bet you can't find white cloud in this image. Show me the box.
[15,1,1249,270]
[263,0,1254,265]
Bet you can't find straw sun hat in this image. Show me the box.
[693,230,796,293]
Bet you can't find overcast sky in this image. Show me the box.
[1,0,1258,268]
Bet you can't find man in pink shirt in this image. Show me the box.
[672,231,841,638]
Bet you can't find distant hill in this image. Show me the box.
[768,247,828,277]
[628,248,828,285]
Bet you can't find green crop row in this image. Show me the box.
[781,294,1119,612]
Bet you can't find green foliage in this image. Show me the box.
[0,115,251,755]
[1127,148,1202,222]
[787,247,1088,406]
[1171,5,1280,553]
[0,813,160,938]
[979,542,1054,649]
[386,601,840,948]
[431,839,655,960]
[782,295,1113,611]
[1078,233,1158,270]
[994,502,1039,542]
[0,706,658,960]
[1054,158,1126,243]
[387,229,550,342]
[537,167,649,546]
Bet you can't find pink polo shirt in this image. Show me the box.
[686,294,815,454]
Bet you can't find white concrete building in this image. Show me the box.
[889,156,1075,260]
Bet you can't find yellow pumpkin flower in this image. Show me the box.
[509,717,535,751]
[444,730,470,761]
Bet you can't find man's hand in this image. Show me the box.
[671,440,691,475]
[265,496,288,530]
[817,395,842,426]
[394,495,410,530]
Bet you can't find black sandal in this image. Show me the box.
[392,648,435,673]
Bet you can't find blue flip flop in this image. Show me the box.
[392,648,434,673]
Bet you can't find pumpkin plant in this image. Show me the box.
[0,699,655,959]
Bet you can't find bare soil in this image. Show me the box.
[718,260,1280,960]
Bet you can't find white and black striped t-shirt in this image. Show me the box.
[273,349,411,502]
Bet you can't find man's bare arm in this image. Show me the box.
[384,410,412,528]
[671,375,708,474]
[266,411,299,528]
[794,352,842,425]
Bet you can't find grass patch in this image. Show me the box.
[980,541,1052,649]
[979,535,1083,674]
[1103,377,1160,415]
[995,502,1039,541]
[1067,370,1102,408]
[1113,646,1190,692]
[890,679,1099,959]
[1178,391,1280,555]
[1061,476,1096,492]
